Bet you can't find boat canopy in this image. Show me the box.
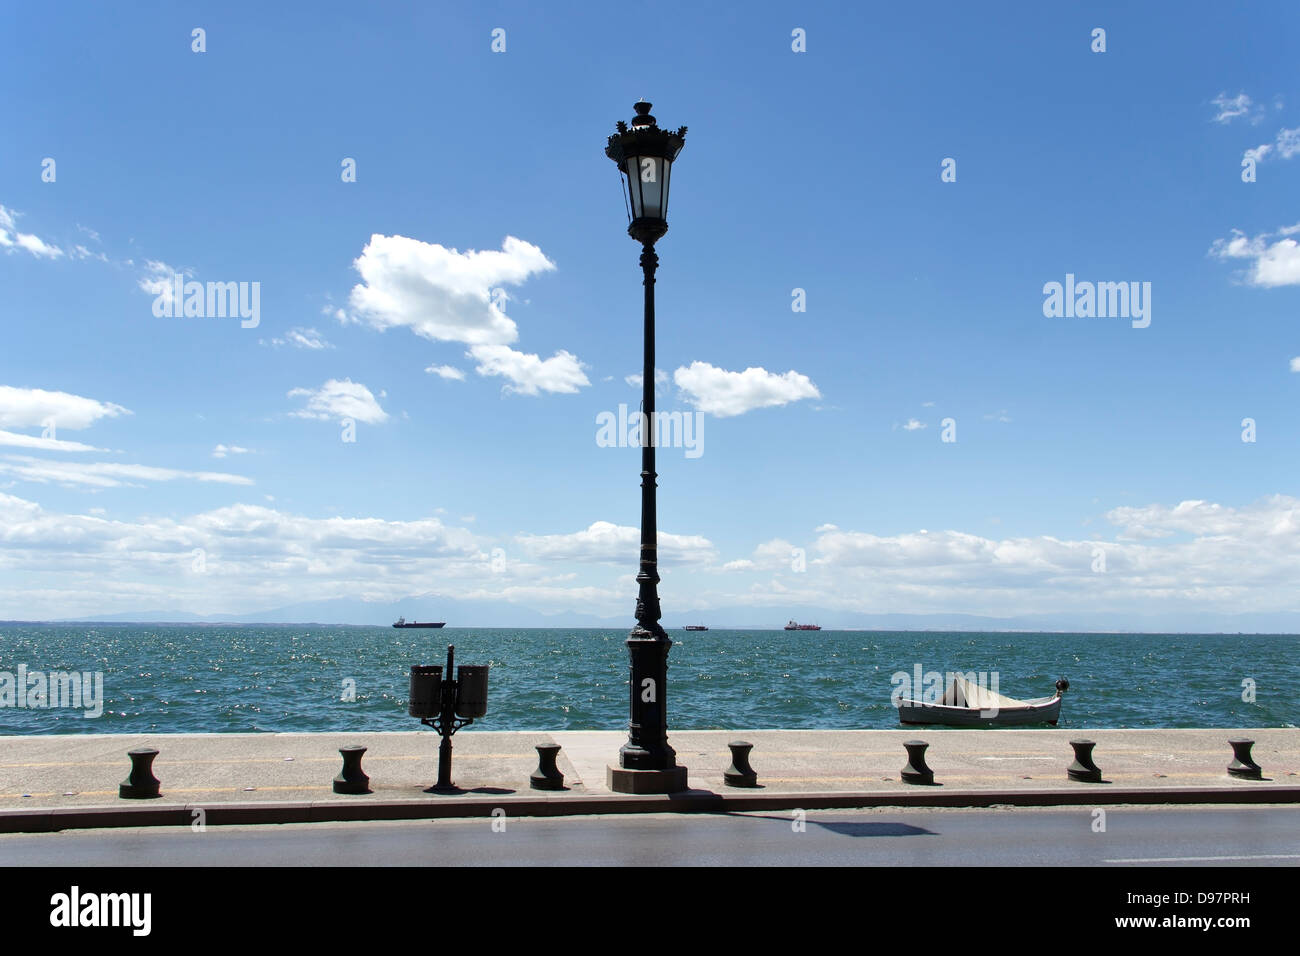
[939,675,1030,710]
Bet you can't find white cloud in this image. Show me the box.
[270,327,333,350]
[0,429,105,452]
[212,444,251,459]
[345,238,590,398]
[4,491,1300,621]
[71,244,109,262]
[1212,231,1265,259]
[345,234,586,396]
[1276,126,1300,160]
[673,362,820,417]
[0,429,106,452]
[1210,225,1300,287]
[137,259,191,312]
[1211,91,1257,124]
[9,233,62,259]
[0,205,63,259]
[0,385,130,430]
[753,537,800,566]
[0,494,491,617]
[625,369,670,393]
[1242,240,1300,287]
[0,493,643,619]
[288,379,389,424]
[468,344,589,395]
[740,495,1300,615]
[1242,127,1300,166]
[1243,143,1272,164]
[347,234,555,346]
[1103,497,1294,540]
[515,520,715,566]
[1290,356,1300,372]
[0,456,254,489]
[425,364,466,381]
[902,418,926,431]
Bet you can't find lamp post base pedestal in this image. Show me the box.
[607,764,689,794]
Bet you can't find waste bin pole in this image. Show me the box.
[435,644,457,791]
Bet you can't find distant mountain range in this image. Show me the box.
[23,595,1300,633]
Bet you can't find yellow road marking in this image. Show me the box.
[0,754,533,769]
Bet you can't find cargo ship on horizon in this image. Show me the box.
[784,620,821,631]
[393,617,445,629]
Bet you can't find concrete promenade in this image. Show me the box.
[0,728,1296,832]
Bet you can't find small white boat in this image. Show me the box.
[896,676,1068,727]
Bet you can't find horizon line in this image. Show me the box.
[3,620,1297,636]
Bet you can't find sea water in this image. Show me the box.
[0,624,1294,734]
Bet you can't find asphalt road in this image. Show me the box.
[3,806,1298,866]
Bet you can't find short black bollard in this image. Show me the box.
[119,747,161,799]
[530,743,565,791]
[1227,738,1263,779]
[724,740,758,788]
[1067,739,1103,783]
[333,745,371,794]
[901,739,935,785]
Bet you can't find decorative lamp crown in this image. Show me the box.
[606,100,686,241]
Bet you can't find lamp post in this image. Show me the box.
[604,100,689,794]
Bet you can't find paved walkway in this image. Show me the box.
[0,728,1295,831]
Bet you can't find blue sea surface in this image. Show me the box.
[0,625,1295,734]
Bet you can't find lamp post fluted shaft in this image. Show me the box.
[619,240,678,773]
[605,100,688,792]
[635,242,663,639]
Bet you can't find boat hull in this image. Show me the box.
[896,695,1061,727]
[392,623,446,629]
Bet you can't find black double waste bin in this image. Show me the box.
[409,646,488,792]
[408,662,487,719]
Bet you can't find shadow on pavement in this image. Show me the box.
[812,821,935,838]
[725,812,935,837]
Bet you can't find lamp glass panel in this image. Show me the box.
[625,155,667,220]
[660,158,673,219]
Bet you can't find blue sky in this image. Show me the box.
[2,1,1299,626]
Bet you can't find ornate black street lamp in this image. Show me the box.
[604,100,689,794]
